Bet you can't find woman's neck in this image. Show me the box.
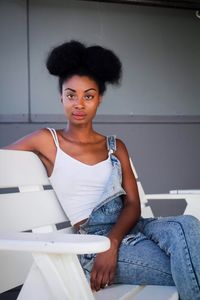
[62,124,97,143]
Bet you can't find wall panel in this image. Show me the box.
[0,0,28,121]
[28,0,200,119]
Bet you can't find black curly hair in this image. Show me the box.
[46,40,122,95]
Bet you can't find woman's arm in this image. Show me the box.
[2,129,46,153]
[90,139,141,291]
[2,129,55,176]
[107,138,141,245]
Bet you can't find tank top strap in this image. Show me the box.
[106,135,117,156]
[46,127,59,148]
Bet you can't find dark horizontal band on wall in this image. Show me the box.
[0,114,29,123]
[80,0,200,10]
[1,114,200,124]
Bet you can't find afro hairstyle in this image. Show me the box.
[46,40,122,95]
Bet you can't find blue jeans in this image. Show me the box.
[79,197,200,300]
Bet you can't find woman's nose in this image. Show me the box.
[75,96,84,107]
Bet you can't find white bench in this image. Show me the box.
[0,149,189,300]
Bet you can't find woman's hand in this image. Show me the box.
[90,244,118,291]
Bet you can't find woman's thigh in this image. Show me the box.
[114,237,175,286]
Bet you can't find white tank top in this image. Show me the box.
[47,128,113,226]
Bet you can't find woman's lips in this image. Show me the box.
[72,112,86,120]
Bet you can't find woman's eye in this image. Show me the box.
[66,94,76,100]
[84,95,94,100]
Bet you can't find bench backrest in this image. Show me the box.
[0,149,69,232]
[0,149,70,292]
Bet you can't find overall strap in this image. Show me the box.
[106,135,117,156]
[46,128,59,148]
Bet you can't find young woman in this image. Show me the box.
[4,41,200,300]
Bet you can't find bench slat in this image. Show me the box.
[94,284,178,300]
[0,150,50,187]
[0,191,68,231]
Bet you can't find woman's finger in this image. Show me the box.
[90,268,97,291]
[91,267,104,291]
[100,272,110,289]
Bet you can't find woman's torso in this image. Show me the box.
[37,128,109,178]
[38,128,118,227]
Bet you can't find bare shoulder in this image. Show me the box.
[115,138,137,182]
[114,138,132,168]
[115,138,129,157]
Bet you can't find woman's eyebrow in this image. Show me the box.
[84,88,97,92]
[64,88,96,92]
[64,88,76,92]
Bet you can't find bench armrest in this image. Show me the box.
[170,189,200,195]
[145,193,200,200]
[0,232,110,254]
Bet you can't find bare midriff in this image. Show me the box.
[74,218,88,230]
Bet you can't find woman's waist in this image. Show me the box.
[74,218,88,231]
[78,195,124,234]
[66,183,125,227]
[73,193,124,230]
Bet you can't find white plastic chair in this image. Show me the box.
[0,150,181,300]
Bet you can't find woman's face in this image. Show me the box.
[61,75,102,125]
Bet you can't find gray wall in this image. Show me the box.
[1,121,200,194]
[0,0,200,193]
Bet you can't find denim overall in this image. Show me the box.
[79,136,200,300]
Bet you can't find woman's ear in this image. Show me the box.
[98,96,102,106]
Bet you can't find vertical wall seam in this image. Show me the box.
[26,0,31,123]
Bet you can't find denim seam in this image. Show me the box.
[174,221,200,294]
[144,219,200,295]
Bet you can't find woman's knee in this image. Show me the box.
[173,214,200,229]
[143,215,200,244]
[166,215,200,242]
